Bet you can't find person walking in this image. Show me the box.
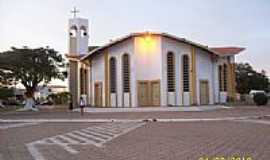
[79,96,85,116]
[68,94,73,111]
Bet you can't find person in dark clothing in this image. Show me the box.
[79,96,85,116]
[68,94,73,110]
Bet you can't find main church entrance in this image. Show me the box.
[137,80,160,106]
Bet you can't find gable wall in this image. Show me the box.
[134,35,162,80]
[133,35,162,106]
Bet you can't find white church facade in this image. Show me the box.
[66,17,245,108]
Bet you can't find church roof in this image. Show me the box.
[88,46,100,52]
[210,47,245,56]
[81,32,244,60]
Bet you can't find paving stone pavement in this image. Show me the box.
[1,120,270,160]
[1,107,270,160]
[26,122,145,160]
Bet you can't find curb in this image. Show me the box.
[0,115,263,123]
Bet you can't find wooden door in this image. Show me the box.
[200,80,209,105]
[94,82,102,107]
[138,80,160,106]
[138,81,149,106]
[150,81,160,106]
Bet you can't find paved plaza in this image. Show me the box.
[1,106,270,160]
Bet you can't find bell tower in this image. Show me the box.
[68,8,89,55]
[67,7,89,108]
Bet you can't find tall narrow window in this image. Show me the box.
[109,57,117,93]
[80,68,85,94]
[84,69,87,94]
[122,54,130,92]
[183,55,190,92]
[223,64,228,92]
[218,65,223,91]
[167,52,175,92]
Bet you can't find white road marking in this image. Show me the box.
[80,129,112,139]
[0,122,39,129]
[26,122,145,160]
[85,127,115,136]
[65,132,98,144]
[73,130,106,142]
[92,126,120,134]
[26,142,47,160]
[56,135,79,144]
[48,138,79,154]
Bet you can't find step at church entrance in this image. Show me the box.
[137,80,160,106]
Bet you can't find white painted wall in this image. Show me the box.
[68,18,89,55]
[91,54,105,106]
[161,37,191,106]
[215,56,234,103]
[213,59,220,104]
[89,35,228,107]
[110,94,117,107]
[196,49,215,105]
[108,38,134,107]
[134,35,162,106]
[134,36,162,80]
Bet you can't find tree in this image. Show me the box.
[0,47,65,110]
[236,63,270,94]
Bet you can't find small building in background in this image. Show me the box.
[35,85,68,100]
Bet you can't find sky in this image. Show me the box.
[0,0,270,83]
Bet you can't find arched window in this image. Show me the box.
[69,26,78,37]
[80,26,87,37]
[122,54,130,92]
[80,68,84,94]
[109,57,117,93]
[218,65,223,91]
[223,64,228,92]
[182,55,190,92]
[218,64,228,92]
[80,68,87,94]
[167,52,175,92]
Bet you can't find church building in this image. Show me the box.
[66,17,245,108]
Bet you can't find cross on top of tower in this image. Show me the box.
[71,7,79,18]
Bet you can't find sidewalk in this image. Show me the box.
[73,105,229,113]
[0,106,269,120]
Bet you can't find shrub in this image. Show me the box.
[47,92,70,105]
[253,93,268,106]
[0,87,14,100]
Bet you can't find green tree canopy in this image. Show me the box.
[0,47,65,97]
[236,63,269,94]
